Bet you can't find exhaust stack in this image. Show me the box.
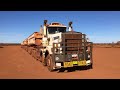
[43,20,47,36]
[68,21,73,31]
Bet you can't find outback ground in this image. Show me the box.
[0,46,120,79]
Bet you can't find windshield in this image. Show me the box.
[48,27,66,34]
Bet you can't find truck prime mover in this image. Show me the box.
[21,20,93,72]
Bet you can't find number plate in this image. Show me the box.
[64,60,86,67]
[78,61,86,66]
[73,61,78,64]
[64,62,73,67]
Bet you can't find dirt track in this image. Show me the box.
[0,46,120,79]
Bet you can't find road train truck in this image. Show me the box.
[21,20,93,72]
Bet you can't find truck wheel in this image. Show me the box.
[88,63,93,69]
[42,56,47,66]
[90,64,93,69]
[36,50,40,61]
[46,55,54,72]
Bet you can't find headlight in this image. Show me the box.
[54,43,60,47]
[55,48,58,52]
[60,48,62,50]
[88,55,90,58]
[58,44,60,47]
[54,44,57,47]
[55,55,63,61]
[55,56,59,61]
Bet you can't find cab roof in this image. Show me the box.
[48,22,67,27]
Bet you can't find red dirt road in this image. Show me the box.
[0,46,120,79]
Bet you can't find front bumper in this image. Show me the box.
[54,60,92,69]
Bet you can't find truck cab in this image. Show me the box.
[41,20,93,72]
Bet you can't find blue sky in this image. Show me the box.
[0,11,120,43]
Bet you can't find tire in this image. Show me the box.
[46,55,54,72]
[36,49,40,61]
[90,63,93,69]
[88,63,93,69]
[34,50,37,59]
[42,55,47,66]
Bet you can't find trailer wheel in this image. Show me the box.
[41,54,46,66]
[39,51,43,62]
[42,59,47,66]
[34,50,37,59]
[46,55,54,72]
[36,49,40,61]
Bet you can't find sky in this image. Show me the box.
[0,11,120,43]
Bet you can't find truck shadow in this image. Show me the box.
[57,66,91,73]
